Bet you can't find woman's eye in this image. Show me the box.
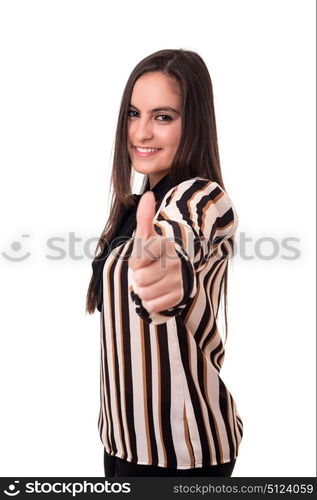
[156,114,172,121]
[127,110,172,122]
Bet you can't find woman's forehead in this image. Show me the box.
[131,72,181,106]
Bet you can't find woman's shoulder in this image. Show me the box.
[171,176,223,191]
[168,176,230,201]
[165,176,237,220]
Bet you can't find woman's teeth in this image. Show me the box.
[135,147,161,152]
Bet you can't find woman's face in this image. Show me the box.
[127,71,182,189]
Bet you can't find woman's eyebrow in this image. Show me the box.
[129,103,180,115]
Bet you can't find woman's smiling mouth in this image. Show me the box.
[133,146,162,157]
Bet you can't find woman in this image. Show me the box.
[86,48,243,477]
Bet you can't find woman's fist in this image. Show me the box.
[128,190,183,314]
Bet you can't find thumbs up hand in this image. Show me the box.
[128,190,183,314]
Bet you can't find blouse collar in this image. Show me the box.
[144,172,174,201]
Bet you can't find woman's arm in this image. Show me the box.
[129,177,238,325]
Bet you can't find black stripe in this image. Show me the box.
[120,243,138,462]
[162,180,211,261]
[218,207,234,230]
[196,259,224,347]
[157,323,178,468]
[229,393,239,455]
[209,333,225,373]
[99,343,111,450]
[213,261,227,316]
[236,414,243,426]
[237,420,244,438]
[218,376,236,462]
[176,316,211,466]
[213,207,235,247]
[109,249,127,458]
[101,308,117,454]
[143,322,159,466]
[196,345,222,463]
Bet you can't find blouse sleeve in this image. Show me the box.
[129,177,238,325]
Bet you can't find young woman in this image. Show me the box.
[86,48,243,477]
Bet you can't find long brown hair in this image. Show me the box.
[86,48,236,343]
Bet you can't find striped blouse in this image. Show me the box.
[98,175,243,469]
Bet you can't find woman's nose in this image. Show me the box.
[134,118,153,139]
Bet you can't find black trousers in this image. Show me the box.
[104,449,236,477]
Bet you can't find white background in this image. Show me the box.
[0,0,315,477]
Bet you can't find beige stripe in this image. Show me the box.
[103,255,120,454]
[107,254,125,458]
[168,320,191,466]
[101,260,113,453]
[180,326,205,464]
[128,296,148,460]
[210,260,227,321]
[201,193,224,236]
[236,416,243,441]
[183,404,195,467]
[202,351,224,463]
[225,387,238,457]
[205,361,230,463]
[116,243,134,460]
[231,397,243,449]
[99,314,110,449]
